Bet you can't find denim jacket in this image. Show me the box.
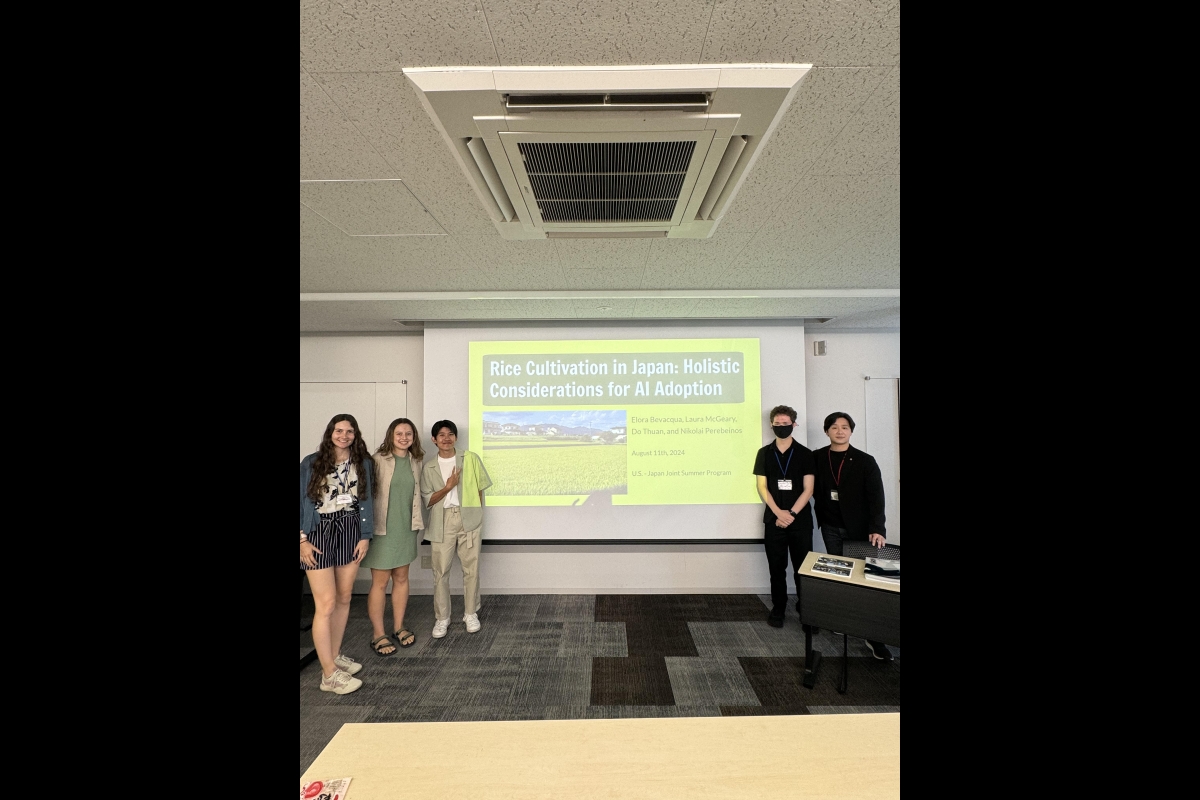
[299,452,375,539]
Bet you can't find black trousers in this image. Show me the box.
[763,520,813,616]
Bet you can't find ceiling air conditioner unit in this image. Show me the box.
[402,65,811,240]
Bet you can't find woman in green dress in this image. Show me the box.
[363,418,426,654]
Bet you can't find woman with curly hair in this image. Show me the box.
[299,413,376,695]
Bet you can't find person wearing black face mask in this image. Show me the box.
[752,404,817,629]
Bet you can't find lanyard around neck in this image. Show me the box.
[773,446,793,477]
[828,450,847,487]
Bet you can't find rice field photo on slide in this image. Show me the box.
[482,410,627,500]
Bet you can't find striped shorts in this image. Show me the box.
[301,508,361,570]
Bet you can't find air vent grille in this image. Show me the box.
[506,93,709,110]
[519,141,696,222]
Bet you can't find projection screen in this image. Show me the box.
[425,322,809,543]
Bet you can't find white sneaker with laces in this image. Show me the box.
[464,613,481,633]
[320,668,363,695]
[432,618,450,639]
[334,653,362,675]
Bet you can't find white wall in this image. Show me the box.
[803,329,901,546]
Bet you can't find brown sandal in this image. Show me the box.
[371,634,396,656]
[394,629,416,648]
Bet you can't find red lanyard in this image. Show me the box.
[828,450,846,487]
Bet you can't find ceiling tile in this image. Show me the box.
[300,0,498,72]
[811,66,899,175]
[454,235,562,267]
[561,268,650,290]
[641,232,757,289]
[300,225,485,292]
[552,239,654,272]
[727,174,899,281]
[301,71,399,180]
[484,0,714,66]
[702,0,899,67]
[313,71,497,234]
[715,67,892,231]
[814,232,900,287]
[299,180,446,235]
[453,235,568,287]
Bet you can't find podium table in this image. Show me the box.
[798,550,900,693]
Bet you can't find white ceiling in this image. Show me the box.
[300,0,900,332]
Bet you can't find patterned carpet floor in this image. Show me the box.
[300,593,900,776]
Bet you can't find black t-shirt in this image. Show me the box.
[753,441,816,526]
[814,448,848,528]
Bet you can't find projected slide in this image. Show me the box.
[469,338,762,507]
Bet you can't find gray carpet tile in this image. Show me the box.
[478,593,543,621]
[364,704,466,723]
[509,656,595,707]
[414,656,525,707]
[299,704,375,777]
[542,705,720,719]
[556,621,628,657]
[486,620,567,657]
[664,655,761,707]
[535,594,596,620]
[438,704,562,722]
[806,705,902,714]
[347,660,447,707]
[689,621,801,658]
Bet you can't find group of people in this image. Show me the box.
[753,405,893,661]
[300,404,892,697]
[299,415,492,695]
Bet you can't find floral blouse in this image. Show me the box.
[315,459,358,514]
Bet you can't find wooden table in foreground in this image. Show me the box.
[301,713,900,799]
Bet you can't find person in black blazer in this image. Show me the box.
[812,411,894,661]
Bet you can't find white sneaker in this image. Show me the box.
[320,669,363,695]
[432,618,450,638]
[333,653,362,675]
[464,613,481,633]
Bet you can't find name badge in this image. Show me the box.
[336,493,353,505]
[777,479,792,491]
[830,490,839,501]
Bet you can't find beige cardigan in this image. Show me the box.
[371,452,426,535]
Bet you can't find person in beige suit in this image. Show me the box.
[420,419,492,639]
[362,418,426,655]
